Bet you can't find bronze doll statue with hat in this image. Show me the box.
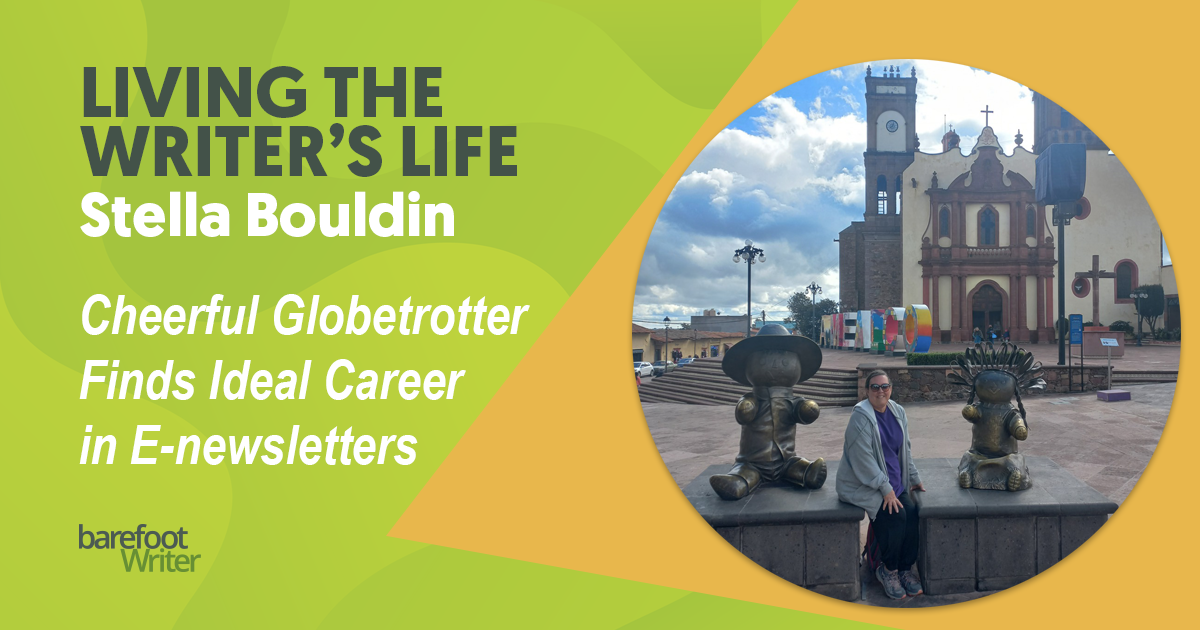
[709,324,827,501]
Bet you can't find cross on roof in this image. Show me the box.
[980,104,994,127]
[1074,254,1117,326]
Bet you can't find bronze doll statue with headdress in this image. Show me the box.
[948,341,1046,491]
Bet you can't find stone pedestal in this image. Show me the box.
[913,457,1117,595]
[684,462,865,601]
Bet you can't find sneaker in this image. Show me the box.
[875,565,906,600]
[898,570,923,596]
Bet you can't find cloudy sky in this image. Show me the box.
[633,59,1038,327]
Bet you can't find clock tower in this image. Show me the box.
[839,64,918,311]
[864,64,918,216]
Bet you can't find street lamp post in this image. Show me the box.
[1130,291,1149,346]
[1052,203,1081,365]
[733,239,765,338]
[805,281,822,340]
[663,316,671,363]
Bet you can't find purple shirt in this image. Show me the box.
[875,407,903,496]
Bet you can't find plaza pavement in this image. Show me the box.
[643,381,1175,607]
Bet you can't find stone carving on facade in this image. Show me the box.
[948,341,1046,491]
[974,126,1000,149]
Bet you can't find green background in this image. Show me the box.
[0,1,879,627]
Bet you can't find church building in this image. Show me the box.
[838,64,1175,343]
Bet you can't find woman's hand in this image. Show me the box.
[911,483,925,492]
[882,491,903,514]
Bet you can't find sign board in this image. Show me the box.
[1035,143,1087,205]
[1100,338,1119,347]
[1069,314,1083,345]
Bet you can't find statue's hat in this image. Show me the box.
[721,324,823,386]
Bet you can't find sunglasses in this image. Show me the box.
[869,383,892,391]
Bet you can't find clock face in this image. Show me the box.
[886,120,899,133]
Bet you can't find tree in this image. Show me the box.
[787,292,839,340]
[1132,284,1165,335]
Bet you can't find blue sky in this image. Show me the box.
[633,59,1042,325]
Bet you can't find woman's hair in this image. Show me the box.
[866,369,890,386]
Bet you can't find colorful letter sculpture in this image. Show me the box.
[905,304,933,353]
[857,310,872,351]
[948,342,1046,491]
[883,307,905,347]
[871,309,886,352]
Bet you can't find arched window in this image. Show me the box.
[876,175,888,214]
[1026,206,1036,237]
[1115,260,1137,303]
[895,176,903,215]
[939,206,950,238]
[979,207,998,246]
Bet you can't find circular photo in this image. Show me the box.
[633,59,1176,606]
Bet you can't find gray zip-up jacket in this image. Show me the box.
[835,399,922,520]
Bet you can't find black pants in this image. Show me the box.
[873,491,919,571]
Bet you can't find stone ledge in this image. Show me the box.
[913,456,1116,595]
[683,461,865,527]
[684,462,864,600]
[912,456,1118,519]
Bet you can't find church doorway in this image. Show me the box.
[971,284,1004,333]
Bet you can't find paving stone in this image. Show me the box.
[741,524,805,586]
[808,582,860,601]
[977,517,1037,579]
[978,575,1033,591]
[921,518,975,580]
[1036,516,1061,573]
[1061,514,1108,558]
[924,578,977,596]
[715,526,740,550]
[805,522,859,586]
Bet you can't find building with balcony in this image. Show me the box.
[839,64,1174,343]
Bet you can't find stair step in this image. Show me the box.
[639,363,862,407]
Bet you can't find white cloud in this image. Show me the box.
[634,59,1043,324]
[911,60,1034,153]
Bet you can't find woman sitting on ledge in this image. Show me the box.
[835,369,926,600]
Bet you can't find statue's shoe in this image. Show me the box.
[806,458,828,489]
[709,474,749,500]
[1007,469,1029,491]
[958,470,972,488]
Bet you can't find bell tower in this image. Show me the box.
[839,64,917,311]
[863,64,918,217]
[1031,92,1107,153]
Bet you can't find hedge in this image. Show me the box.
[1109,320,1134,333]
[906,352,964,366]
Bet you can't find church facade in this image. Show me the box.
[839,64,1175,343]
